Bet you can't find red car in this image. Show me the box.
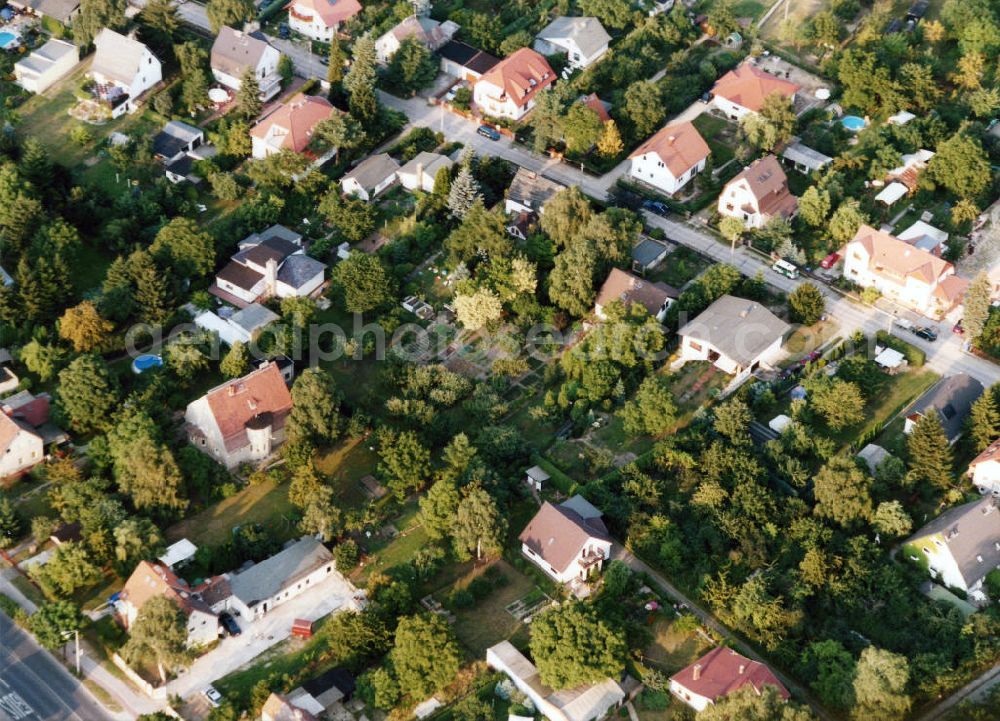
[820,252,840,269]
[953,320,964,335]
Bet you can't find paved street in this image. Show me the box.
[0,613,114,721]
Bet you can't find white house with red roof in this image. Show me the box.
[628,121,710,196]
[670,647,789,712]
[0,410,44,480]
[473,47,555,121]
[286,0,360,41]
[969,438,1000,496]
[710,62,799,120]
[251,95,337,159]
[184,362,293,468]
[518,495,611,584]
[718,154,797,229]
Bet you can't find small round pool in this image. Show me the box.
[841,115,866,132]
[131,354,164,374]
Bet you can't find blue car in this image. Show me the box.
[477,125,501,141]
[642,199,670,216]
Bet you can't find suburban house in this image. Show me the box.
[184,361,293,468]
[628,121,710,196]
[375,15,459,63]
[0,407,44,480]
[487,641,625,721]
[780,137,832,175]
[533,16,611,70]
[578,92,612,123]
[710,62,799,120]
[897,219,948,256]
[262,693,318,721]
[506,210,537,241]
[285,0,361,41]
[473,47,555,121]
[7,0,78,26]
[251,95,337,159]
[905,497,1000,603]
[670,647,789,712]
[152,120,216,184]
[89,29,162,118]
[396,151,453,193]
[227,536,335,621]
[594,268,678,322]
[505,167,566,215]
[116,561,221,647]
[902,373,984,443]
[13,38,78,94]
[193,302,280,346]
[717,155,798,229]
[519,495,612,584]
[211,224,325,307]
[211,27,282,101]
[341,153,401,201]
[969,438,1000,496]
[676,294,790,383]
[438,40,499,81]
[841,225,966,317]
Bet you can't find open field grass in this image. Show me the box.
[782,319,841,361]
[445,560,539,657]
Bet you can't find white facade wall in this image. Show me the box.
[184,396,284,469]
[629,152,705,196]
[231,561,336,621]
[669,680,712,712]
[474,79,533,120]
[913,533,970,592]
[972,461,1000,494]
[0,429,44,478]
[842,241,949,316]
[288,7,335,41]
[217,275,266,304]
[712,95,752,121]
[718,179,765,228]
[340,177,371,201]
[14,48,78,94]
[275,270,324,299]
[521,538,611,584]
[532,37,607,69]
[679,333,783,383]
[375,34,402,63]
[212,46,281,99]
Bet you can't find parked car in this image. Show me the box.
[913,326,938,342]
[641,199,670,216]
[476,125,501,141]
[953,320,965,335]
[819,252,840,269]
[204,686,223,707]
[219,612,241,637]
[278,22,290,38]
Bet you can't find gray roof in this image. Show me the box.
[15,38,77,76]
[25,0,79,23]
[678,294,790,367]
[92,29,156,87]
[632,238,670,269]
[397,151,453,182]
[905,373,984,442]
[537,16,611,58]
[560,494,602,520]
[781,138,832,171]
[242,224,303,248]
[856,443,891,475]
[153,120,203,158]
[229,536,333,606]
[908,497,1000,589]
[212,26,272,79]
[344,153,401,192]
[526,465,550,482]
[229,302,279,333]
[277,254,326,289]
[507,167,565,211]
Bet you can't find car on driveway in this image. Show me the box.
[278,22,290,38]
[913,326,938,342]
[476,125,501,141]
[204,686,223,707]
[641,199,670,216]
[219,612,241,637]
[953,320,964,335]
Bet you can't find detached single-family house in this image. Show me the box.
[375,15,459,63]
[473,47,555,121]
[902,373,983,443]
[670,647,789,712]
[533,16,611,70]
[594,268,677,323]
[341,153,401,201]
[519,495,612,584]
[262,693,318,721]
[629,121,710,196]
[251,95,337,158]
[905,497,1000,602]
[116,561,221,647]
[438,40,499,81]
[227,536,335,620]
[0,408,44,480]
[7,0,79,26]
[969,438,1000,496]
[193,302,280,346]
[184,361,293,468]
[211,27,282,101]
[897,219,948,256]
[89,29,162,118]
[710,62,799,120]
[152,120,217,184]
[718,155,797,229]
[13,39,79,94]
[841,225,966,317]
[677,294,790,382]
[487,641,625,721]
[505,167,565,215]
[286,0,361,41]
[211,225,325,307]
[396,151,453,193]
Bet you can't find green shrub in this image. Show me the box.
[448,588,475,609]
[334,540,360,571]
[639,690,670,711]
[467,577,492,600]
[875,330,926,367]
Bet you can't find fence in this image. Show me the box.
[111,653,168,699]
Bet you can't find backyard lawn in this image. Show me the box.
[648,246,710,289]
[691,113,736,166]
[313,436,380,510]
[849,369,940,451]
[643,614,712,673]
[782,319,841,362]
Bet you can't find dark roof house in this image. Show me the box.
[904,373,984,443]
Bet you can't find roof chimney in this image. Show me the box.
[739,664,746,674]
[667,135,676,144]
[693,664,702,681]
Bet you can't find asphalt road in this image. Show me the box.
[0,613,113,721]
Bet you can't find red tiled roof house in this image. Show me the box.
[718,154,797,229]
[629,121,710,196]
[286,0,360,42]
[518,495,611,584]
[670,647,790,712]
[184,362,293,468]
[710,62,799,120]
[473,47,555,121]
[251,95,337,159]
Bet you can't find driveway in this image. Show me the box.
[169,571,362,699]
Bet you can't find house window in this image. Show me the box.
[922,547,931,554]
[725,203,734,211]
[689,341,702,351]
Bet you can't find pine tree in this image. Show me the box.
[964,271,991,342]
[220,341,251,378]
[905,412,954,490]
[177,42,210,115]
[131,252,173,325]
[344,34,378,122]
[19,138,52,190]
[447,165,482,219]
[597,119,624,158]
[235,68,262,119]
[327,41,346,85]
[969,387,1000,451]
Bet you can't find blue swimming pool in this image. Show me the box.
[131,354,164,374]
[0,31,18,49]
[841,115,866,132]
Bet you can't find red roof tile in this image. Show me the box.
[671,647,789,703]
[712,64,799,113]
[478,48,555,109]
[630,121,710,177]
[251,95,336,154]
[205,363,293,453]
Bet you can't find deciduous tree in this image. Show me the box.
[530,602,627,689]
[927,131,992,199]
[852,647,911,721]
[378,429,431,499]
[454,288,503,330]
[122,596,189,684]
[29,601,85,651]
[814,455,872,527]
[205,0,254,33]
[220,341,251,378]
[59,301,113,352]
[391,614,461,698]
[619,376,677,436]
[151,217,215,278]
[451,483,506,560]
[287,368,342,446]
[333,252,395,314]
